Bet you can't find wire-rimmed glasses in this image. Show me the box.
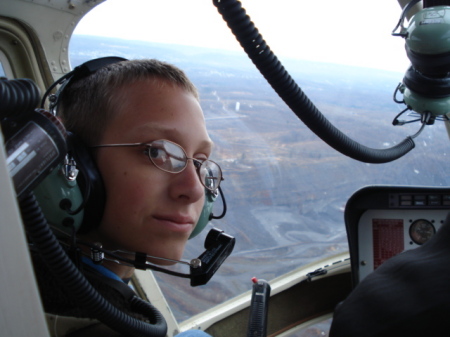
[91,139,223,192]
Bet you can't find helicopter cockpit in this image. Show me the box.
[1,0,450,336]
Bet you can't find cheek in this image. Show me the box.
[97,175,157,246]
[102,171,156,219]
[196,194,206,213]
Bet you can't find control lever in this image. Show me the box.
[247,277,271,337]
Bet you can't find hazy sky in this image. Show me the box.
[74,0,411,72]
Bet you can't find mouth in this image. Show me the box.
[153,214,195,233]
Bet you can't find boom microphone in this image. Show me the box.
[82,227,235,287]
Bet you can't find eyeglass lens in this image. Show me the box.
[147,140,221,191]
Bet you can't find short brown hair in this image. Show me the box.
[58,59,199,145]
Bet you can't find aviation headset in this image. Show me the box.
[36,56,225,239]
[393,0,450,116]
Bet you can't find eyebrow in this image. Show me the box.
[134,124,214,152]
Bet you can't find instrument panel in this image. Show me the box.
[345,186,450,286]
[358,209,447,281]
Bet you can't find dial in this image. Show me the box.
[409,219,436,245]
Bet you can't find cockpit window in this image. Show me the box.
[0,50,9,77]
[72,0,450,324]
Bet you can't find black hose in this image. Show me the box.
[20,192,167,337]
[213,0,415,164]
[424,0,450,7]
[0,78,41,119]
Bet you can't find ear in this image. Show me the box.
[66,132,106,234]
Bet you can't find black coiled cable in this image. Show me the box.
[213,0,415,164]
[0,78,41,119]
[20,192,167,337]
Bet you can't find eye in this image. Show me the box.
[149,147,163,159]
[192,159,203,169]
[145,146,169,165]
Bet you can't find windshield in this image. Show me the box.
[72,0,450,323]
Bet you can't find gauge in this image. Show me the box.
[409,219,436,245]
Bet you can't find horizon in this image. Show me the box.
[71,33,408,75]
[74,0,411,73]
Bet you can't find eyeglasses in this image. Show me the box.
[91,139,223,192]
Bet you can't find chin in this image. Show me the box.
[138,236,188,264]
[153,259,177,266]
[146,247,186,266]
[147,256,180,266]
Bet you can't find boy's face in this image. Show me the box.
[90,80,211,265]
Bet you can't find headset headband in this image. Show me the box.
[41,56,128,114]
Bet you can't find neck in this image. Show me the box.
[101,259,136,280]
[78,232,136,281]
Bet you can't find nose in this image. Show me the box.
[169,159,204,203]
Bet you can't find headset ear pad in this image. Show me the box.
[403,65,450,98]
[189,189,217,239]
[66,132,106,234]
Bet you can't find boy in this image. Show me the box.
[35,58,221,336]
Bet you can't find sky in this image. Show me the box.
[74,0,412,73]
